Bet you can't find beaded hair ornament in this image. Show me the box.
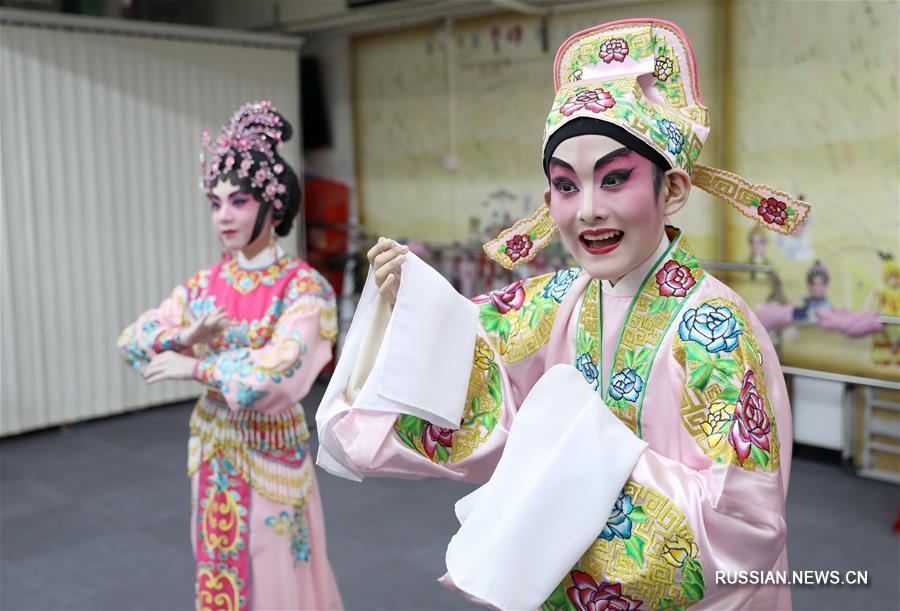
[484,18,813,270]
[200,100,289,215]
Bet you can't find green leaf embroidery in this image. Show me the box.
[487,369,502,405]
[648,296,666,315]
[481,413,497,432]
[665,297,680,314]
[464,395,481,426]
[681,581,704,602]
[712,358,740,374]
[629,505,647,523]
[688,364,714,390]
[684,342,711,364]
[720,384,740,403]
[658,598,688,611]
[750,444,770,470]
[632,347,651,370]
[497,318,511,343]
[623,535,646,567]
[434,443,450,463]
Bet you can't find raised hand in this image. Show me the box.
[367,237,409,306]
[178,308,228,346]
[142,351,198,383]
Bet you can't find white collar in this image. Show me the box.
[235,243,285,270]
[600,233,671,298]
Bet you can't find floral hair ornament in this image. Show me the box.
[484,18,812,270]
[200,100,289,214]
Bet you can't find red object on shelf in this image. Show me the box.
[304,176,351,379]
[305,176,349,226]
[303,176,350,296]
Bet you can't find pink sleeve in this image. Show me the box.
[117,284,190,371]
[817,307,883,337]
[553,309,792,611]
[614,449,788,609]
[193,295,336,414]
[331,329,521,483]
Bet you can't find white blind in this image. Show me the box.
[0,10,302,435]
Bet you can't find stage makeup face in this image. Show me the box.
[546,134,669,283]
[209,178,273,257]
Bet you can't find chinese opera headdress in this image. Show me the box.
[484,18,812,269]
[200,101,299,242]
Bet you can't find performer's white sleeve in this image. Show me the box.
[315,253,479,480]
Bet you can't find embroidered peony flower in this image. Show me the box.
[662,535,699,568]
[560,89,616,116]
[609,368,644,402]
[543,267,581,303]
[598,490,634,541]
[504,234,533,263]
[421,422,454,459]
[678,304,743,353]
[728,370,771,465]
[576,353,600,391]
[567,572,642,611]
[654,56,674,81]
[757,197,789,226]
[655,260,696,297]
[656,118,685,154]
[472,279,527,314]
[701,400,735,448]
[599,37,629,63]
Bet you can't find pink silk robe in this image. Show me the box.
[318,227,791,610]
[119,252,343,610]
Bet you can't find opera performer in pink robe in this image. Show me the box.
[318,20,813,611]
[119,102,343,610]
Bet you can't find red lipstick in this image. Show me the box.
[579,228,624,255]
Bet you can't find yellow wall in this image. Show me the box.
[352,1,899,378]
[725,1,899,379]
[352,2,725,258]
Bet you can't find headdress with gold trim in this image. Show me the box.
[485,18,812,270]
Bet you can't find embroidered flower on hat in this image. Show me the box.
[504,234,533,262]
[599,37,629,63]
[654,56,675,81]
[757,197,789,226]
[560,88,616,117]
[656,118,685,154]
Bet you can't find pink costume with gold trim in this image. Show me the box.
[319,230,791,610]
[119,249,343,610]
[318,18,807,611]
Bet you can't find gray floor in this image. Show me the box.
[2,383,898,611]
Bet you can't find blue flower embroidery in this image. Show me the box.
[189,296,218,321]
[609,368,644,402]
[599,490,634,541]
[656,118,685,154]
[576,353,600,391]
[543,267,581,303]
[265,510,311,565]
[679,303,742,353]
[236,383,267,408]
